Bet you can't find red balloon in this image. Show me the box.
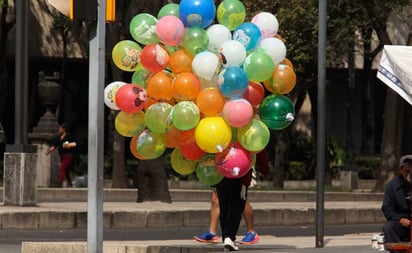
[179,136,206,160]
[115,84,146,113]
[140,44,170,73]
[242,81,265,107]
[215,142,251,178]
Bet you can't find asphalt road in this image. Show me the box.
[0,223,382,253]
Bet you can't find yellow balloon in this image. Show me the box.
[115,111,146,137]
[171,147,197,176]
[195,116,232,153]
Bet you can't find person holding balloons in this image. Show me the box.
[195,147,269,251]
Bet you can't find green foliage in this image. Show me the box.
[328,136,345,168]
[354,155,381,179]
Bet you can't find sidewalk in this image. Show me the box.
[21,234,378,253]
[0,188,385,253]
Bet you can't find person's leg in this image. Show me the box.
[240,200,260,244]
[215,178,245,242]
[194,189,220,243]
[58,154,73,187]
[383,220,406,243]
[243,200,254,232]
[209,189,220,234]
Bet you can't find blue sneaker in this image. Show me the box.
[240,231,259,244]
[194,231,219,243]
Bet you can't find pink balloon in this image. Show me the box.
[156,15,185,46]
[222,98,253,127]
[215,141,251,178]
[115,84,147,113]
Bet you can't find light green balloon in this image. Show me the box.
[196,154,224,187]
[216,0,246,31]
[129,13,159,45]
[171,101,200,130]
[137,129,167,159]
[237,119,270,152]
[158,3,180,19]
[181,27,209,56]
[131,65,150,88]
[243,51,275,82]
[144,102,173,134]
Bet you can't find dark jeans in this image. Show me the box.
[215,177,246,242]
[383,220,410,241]
[58,154,73,187]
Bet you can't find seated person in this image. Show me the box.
[382,155,412,246]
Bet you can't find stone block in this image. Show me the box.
[147,211,183,227]
[254,209,283,226]
[39,211,76,229]
[3,152,37,206]
[112,211,147,228]
[182,210,209,226]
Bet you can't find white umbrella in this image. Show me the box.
[377,45,412,105]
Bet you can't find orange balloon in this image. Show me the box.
[280,58,294,70]
[130,135,146,160]
[146,71,174,100]
[196,87,225,116]
[169,49,193,74]
[165,127,194,148]
[172,72,201,101]
[263,64,296,94]
[144,96,175,111]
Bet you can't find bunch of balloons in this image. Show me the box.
[104,0,297,186]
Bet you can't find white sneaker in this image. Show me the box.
[224,237,239,251]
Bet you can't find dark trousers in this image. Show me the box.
[383,220,410,243]
[58,154,73,187]
[215,177,246,241]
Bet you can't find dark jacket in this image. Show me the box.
[382,174,412,221]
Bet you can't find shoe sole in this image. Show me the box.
[224,244,239,251]
[194,236,219,243]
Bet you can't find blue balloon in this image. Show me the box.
[179,0,216,28]
[233,22,262,51]
[218,66,248,98]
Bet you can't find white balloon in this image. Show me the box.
[219,40,247,67]
[104,81,126,110]
[256,37,286,65]
[207,24,232,53]
[251,12,279,39]
[192,51,221,80]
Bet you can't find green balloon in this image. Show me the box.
[196,154,224,187]
[171,101,200,130]
[129,13,159,45]
[136,129,167,159]
[131,65,150,88]
[259,94,295,130]
[181,27,209,56]
[237,119,270,152]
[216,0,246,31]
[243,51,274,82]
[158,3,180,19]
[144,102,173,134]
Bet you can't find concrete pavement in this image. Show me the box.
[0,188,386,253]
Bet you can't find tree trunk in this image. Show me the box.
[136,157,172,203]
[272,130,288,189]
[372,90,404,192]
